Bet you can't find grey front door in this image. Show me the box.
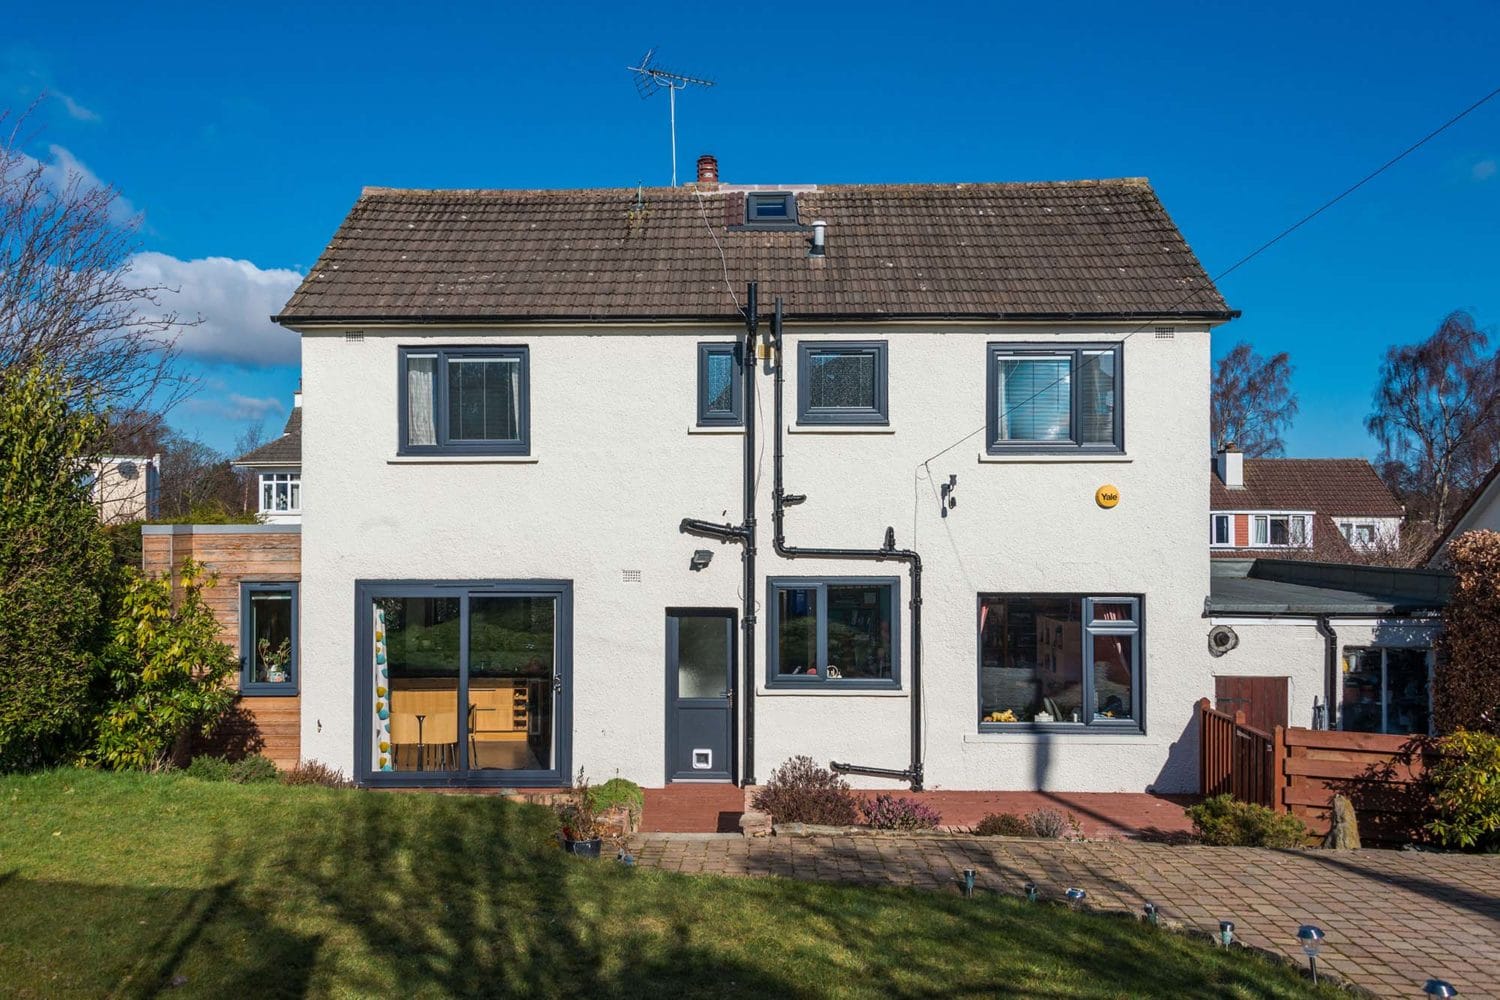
[666,609,735,782]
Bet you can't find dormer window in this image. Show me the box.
[746,192,796,225]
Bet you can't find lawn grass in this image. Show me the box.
[0,770,1339,999]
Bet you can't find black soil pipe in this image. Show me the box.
[1315,616,1337,730]
[768,297,925,791]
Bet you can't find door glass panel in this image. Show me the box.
[469,596,555,771]
[248,589,294,685]
[1092,633,1133,720]
[776,587,819,677]
[826,584,893,681]
[677,616,730,699]
[378,596,461,772]
[1384,649,1429,735]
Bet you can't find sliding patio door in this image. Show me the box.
[360,581,571,786]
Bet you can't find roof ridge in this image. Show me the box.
[357,177,1155,200]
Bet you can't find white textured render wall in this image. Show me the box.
[299,322,1216,792]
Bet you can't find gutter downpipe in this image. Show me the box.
[1315,615,1338,730]
[768,297,926,791]
[678,282,759,786]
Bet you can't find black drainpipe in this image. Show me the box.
[680,283,759,786]
[1315,615,1338,730]
[768,297,925,791]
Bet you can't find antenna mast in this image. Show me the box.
[627,48,715,187]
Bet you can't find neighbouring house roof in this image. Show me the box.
[1424,459,1500,565]
[1207,559,1453,616]
[1211,459,1404,517]
[234,406,301,468]
[273,179,1235,325]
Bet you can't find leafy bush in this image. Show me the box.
[972,812,1032,837]
[1026,808,1080,839]
[1427,730,1500,850]
[89,561,237,770]
[185,754,233,781]
[281,760,353,787]
[589,777,644,818]
[0,364,118,771]
[1436,531,1500,735]
[861,794,941,830]
[751,756,859,826]
[1187,794,1308,847]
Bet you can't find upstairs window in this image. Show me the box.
[696,343,743,427]
[746,192,796,225]
[400,347,530,455]
[797,341,889,426]
[259,473,301,514]
[987,343,1122,454]
[1252,514,1309,547]
[1210,513,1231,547]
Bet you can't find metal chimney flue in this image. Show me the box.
[810,219,827,257]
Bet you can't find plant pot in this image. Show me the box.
[267,671,287,684]
[563,837,603,858]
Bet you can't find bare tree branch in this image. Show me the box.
[1211,342,1299,457]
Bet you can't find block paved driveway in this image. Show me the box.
[629,833,1500,998]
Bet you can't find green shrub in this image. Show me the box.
[1427,730,1500,851]
[589,777,644,818]
[90,561,237,770]
[973,812,1032,837]
[751,756,859,826]
[1186,794,1307,847]
[281,760,353,787]
[228,755,279,784]
[185,755,233,781]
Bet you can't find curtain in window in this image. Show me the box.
[996,357,1070,442]
[407,357,437,446]
[1078,351,1116,444]
[808,352,875,409]
[448,358,520,441]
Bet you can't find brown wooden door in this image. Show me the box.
[1214,676,1289,733]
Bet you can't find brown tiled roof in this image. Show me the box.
[1211,458,1404,517]
[274,180,1233,324]
[234,407,300,467]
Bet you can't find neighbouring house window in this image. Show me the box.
[766,577,900,688]
[1210,514,1231,546]
[241,582,298,694]
[259,473,301,513]
[987,343,1122,453]
[399,347,530,455]
[796,341,889,425]
[696,343,743,426]
[1339,521,1379,547]
[1252,514,1309,547]
[978,596,1141,729]
[746,192,796,224]
[1341,646,1431,735]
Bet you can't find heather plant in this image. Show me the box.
[972,812,1032,837]
[1426,730,1500,851]
[861,794,941,831]
[280,760,353,787]
[751,756,859,826]
[1187,795,1307,848]
[1435,531,1500,736]
[1026,808,1081,840]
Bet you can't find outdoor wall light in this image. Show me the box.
[689,549,713,571]
[1219,920,1235,948]
[1295,925,1324,983]
[1065,887,1086,908]
[1423,980,1458,998]
[962,868,976,898]
[1142,903,1158,926]
[1023,881,1038,903]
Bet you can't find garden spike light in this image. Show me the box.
[1142,903,1158,926]
[1295,925,1324,983]
[962,869,976,898]
[1423,980,1458,998]
[1023,881,1038,903]
[1065,888,1087,909]
[1219,920,1235,948]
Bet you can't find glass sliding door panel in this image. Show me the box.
[468,596,556,771]
[378,596,461,772]
[1384,649,1429,735]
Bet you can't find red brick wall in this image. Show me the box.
[1233,514,1249,547]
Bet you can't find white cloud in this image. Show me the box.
[53,90,100,123]
[1473,159,1497,182]
[184,393,287,423]
[9,144,139,221]
[129,252,305,366]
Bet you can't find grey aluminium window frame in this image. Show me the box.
[765,576,901,690]
[696,342,744,427]
[240,581,299,696]
[746,191,798,225]
[975,593,1145,734]
[986,342,1124,454]
[796,340,890,426]
[352,579,573,788]
[398,345,531,456]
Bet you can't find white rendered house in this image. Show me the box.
[271,162,1247,794]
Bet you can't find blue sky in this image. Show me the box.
[5,1,1497,457]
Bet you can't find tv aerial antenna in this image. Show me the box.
[627,48,715,187]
